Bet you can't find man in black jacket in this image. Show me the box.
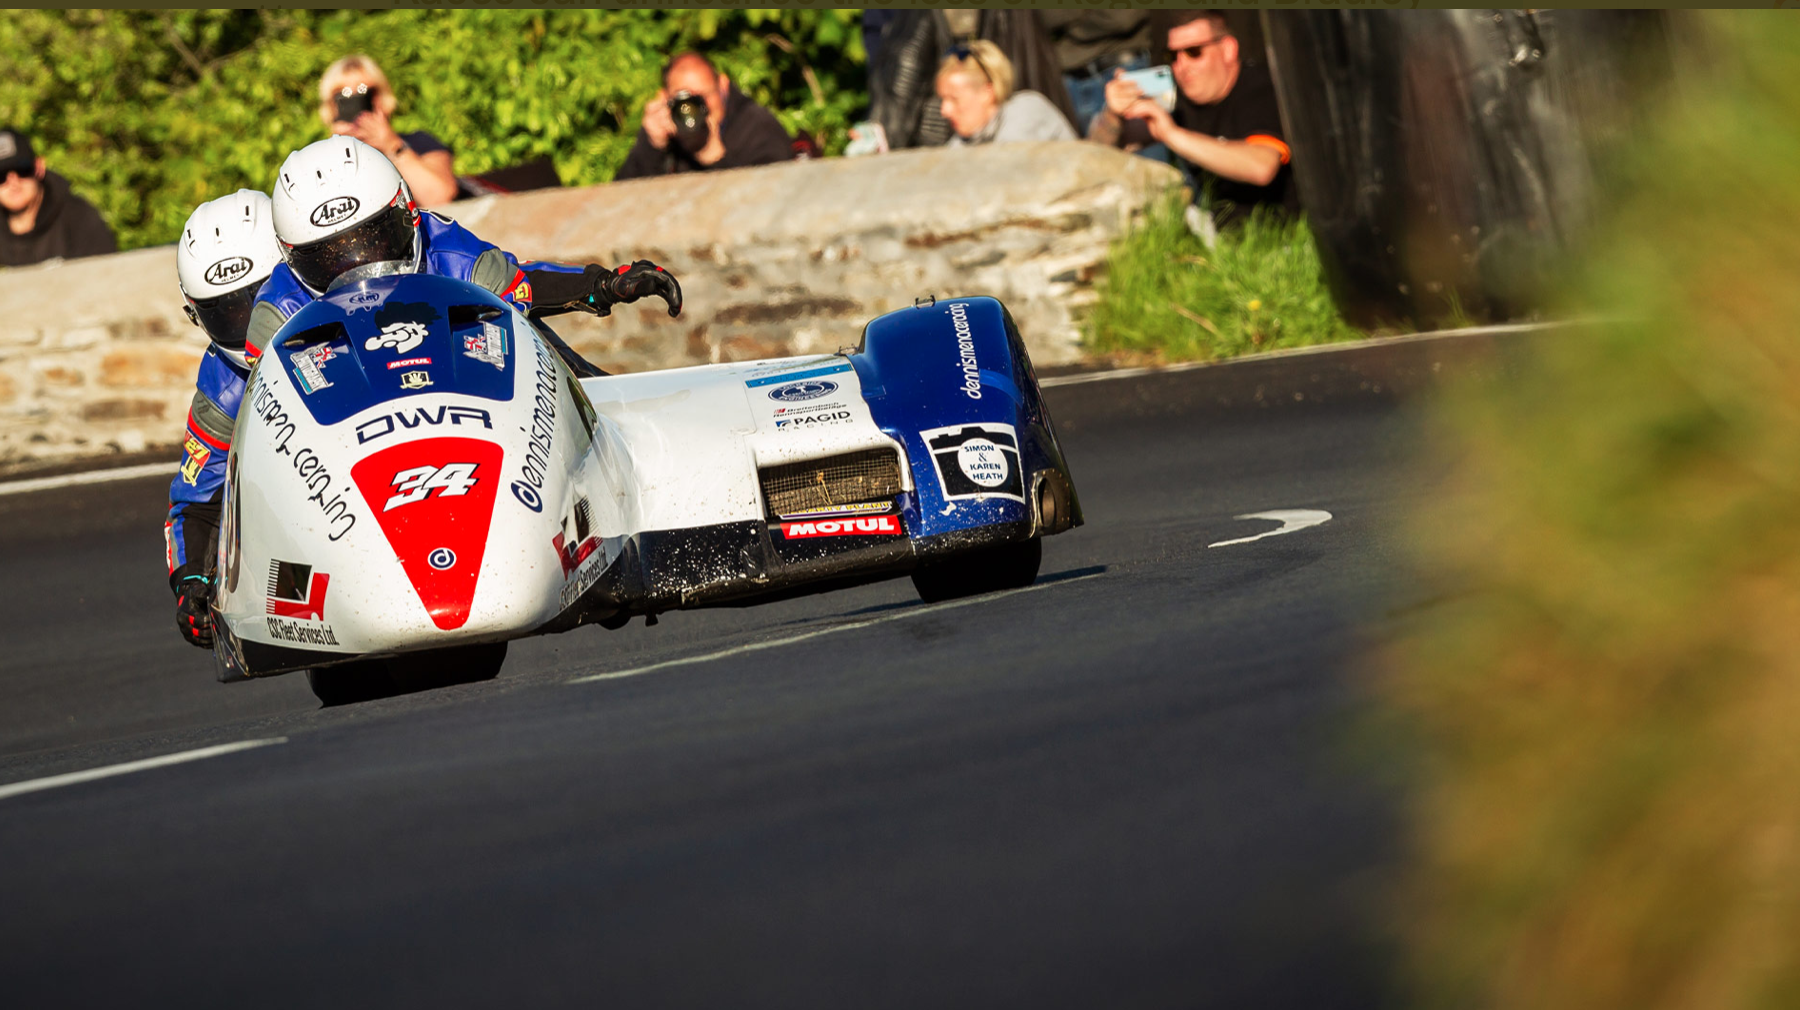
[0,128,117,267]
[1090,12,1298,229]
[614,53,794,180]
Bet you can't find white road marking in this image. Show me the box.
[569,572,1104,685]
[0,738,287,802]
[0,462,171,497]
[1038,321,1559,389]
[1208,509,1333,548]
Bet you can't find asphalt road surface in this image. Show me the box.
[0,345,1477,1008]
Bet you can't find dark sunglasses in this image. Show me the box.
[944,43,992,83]
[1172,36,1232,60]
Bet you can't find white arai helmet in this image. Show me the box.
[177,189,281,360]
[271,136,421,295]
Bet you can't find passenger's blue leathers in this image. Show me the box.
[164,212,581,583]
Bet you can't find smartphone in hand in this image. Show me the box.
[1121,66,1176,111]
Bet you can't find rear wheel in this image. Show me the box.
[307,642,508,707]
[911,537,1042,604]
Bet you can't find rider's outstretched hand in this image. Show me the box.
[174,575,213,649]
[596,261,682,318]
[525,261,683,319]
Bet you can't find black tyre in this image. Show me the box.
[911,537,1043,604]
[307,642,508,707]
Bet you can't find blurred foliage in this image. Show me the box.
[0,9,866,250]
[1085,191,1365,362]
[1382,12,1800,1009]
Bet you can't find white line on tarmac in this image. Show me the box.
[569,572,1105,686]
[1208,509,1333,548]
[1039,321,1557,389]
[0,738,288,803]
[0,462,171,497]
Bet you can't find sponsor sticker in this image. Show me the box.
[778,501,895,521]
[248,375,358,542]
[462,321,508,369]
[386,356,432,370]
[367,319,429,355]
[345,289,384,312]
[355,405,493,445]
[179,434,211,485]
[772,401,847,417]
[920,422,1025,502]
[310,196,360,228]
[949,301,982,400]
[428,547,457,571]
[779,515,904,539]
[266,560,330,622]
[399,370,433,390]
[768,379,839,403]
[509,339,558,513]
[774,410,853,430]
[289,344,337,394]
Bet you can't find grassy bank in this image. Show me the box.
[1083,193,1364,362]
[1382,12,1800,1009]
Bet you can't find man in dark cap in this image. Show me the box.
[0,128,118,267]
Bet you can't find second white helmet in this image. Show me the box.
[272,136,420,294]
[177,189,280,349]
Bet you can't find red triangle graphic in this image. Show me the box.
[351,436,503,631]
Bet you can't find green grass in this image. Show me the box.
[1083,193,1365,362]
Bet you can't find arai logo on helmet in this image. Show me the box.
[203,256,253,287]
[768,379,839,403]
[310,196,361,228]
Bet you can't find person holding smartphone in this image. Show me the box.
[316,55,459,206]
[1089,11,1296,228]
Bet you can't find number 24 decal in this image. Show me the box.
[384,462,478,511]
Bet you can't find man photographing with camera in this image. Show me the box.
[615,52,795,180]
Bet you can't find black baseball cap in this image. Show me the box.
[0,129,37,177]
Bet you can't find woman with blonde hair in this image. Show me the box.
[316,55,459,205]
[935,40,1076,146]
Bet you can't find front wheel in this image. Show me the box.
[911,538,1042,604]
[307,642,508,707]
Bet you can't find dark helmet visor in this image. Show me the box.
[283,202,415,293]
[185,283,260,349]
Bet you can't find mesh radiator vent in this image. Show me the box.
[760,449,904,518]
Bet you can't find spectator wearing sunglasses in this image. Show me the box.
[1090,11,1297,228]
[0,127,116,268]
[936,41,1076,147]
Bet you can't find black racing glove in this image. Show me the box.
[526,261,682,319]
[174,574,214,649]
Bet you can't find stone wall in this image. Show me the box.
[0,143,1176,467]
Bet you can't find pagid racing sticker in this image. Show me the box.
[920,422,1025,502]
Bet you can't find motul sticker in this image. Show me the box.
[779,515,903,538]
[352,437,503,630]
